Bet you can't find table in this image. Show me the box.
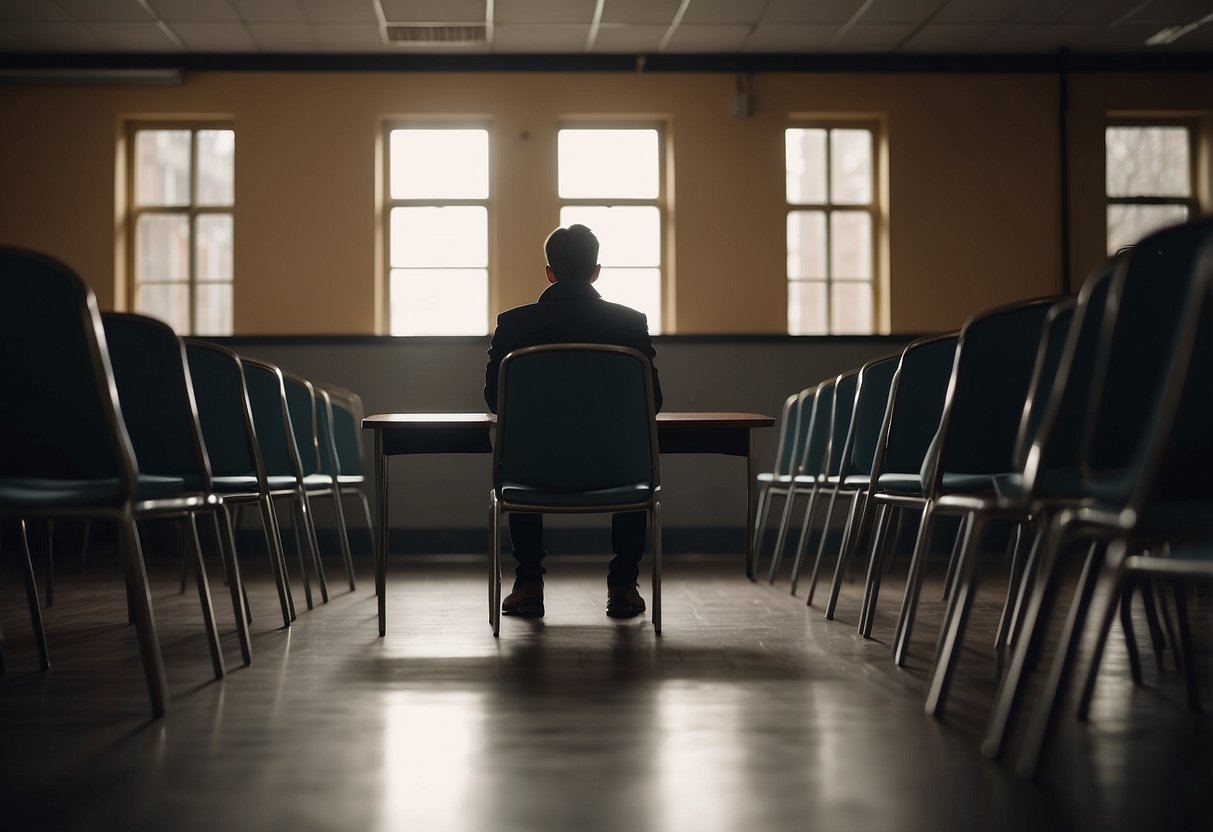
[362,411,775,635]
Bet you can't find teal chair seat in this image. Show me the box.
[0,474,184,505]
[302,473,332,488]
[876,473,923,495]
[844,474,870,487]
[756,472,793,484]
[939,472,998,493]
[210,475,262,492]
[501,482,652,508]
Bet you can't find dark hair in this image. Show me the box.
[544,224,599,281]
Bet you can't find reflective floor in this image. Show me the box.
[0,553,1209,831]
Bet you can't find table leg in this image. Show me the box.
[746,428,757,581]
[376,432,387,637]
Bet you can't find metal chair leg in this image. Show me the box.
[787,486,822,596]
[1172,581,1202,713]
[806,485,840,606]
[259,496,295,624]
[652,501,662,637]
[296,491,328,605]
[283,497,314,610]
[767,487,797,583]
[751,486,771,575]
[940,513,971,602]
[893,501,936,667]
[924,514,985,717]
[1120,578,1144,685]
[182,515,225,680]
[118,513,168,718]
[491,501,502,637]
[825,490,865,620]
[18,520,50,670]
[860,503,894,637]
[994,522,1028,651]
[214,508,252,664]
[1076,569,1128,721]
[328,484,357,591]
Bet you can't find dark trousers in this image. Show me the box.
[508,511,646,586]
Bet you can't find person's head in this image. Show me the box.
[544,224,600,284]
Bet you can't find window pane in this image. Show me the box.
[786,128,826,204]
[830,211,872,279]
[1106,126,1191,197]
[787,211,826,279]
[595,267,662,333]
[831,129,873,204]
[390,268,487,335]
[390,206,487,268]
[558,129,659,199]
[136,283,190,332]
[390,128,489,200]
[832,281,873,335]
[1106,203,1189,255]
[788,280,826,336]
[197,129,235,206]
[136,214,189,283]
[195,282,233,336]
[196,214,233,281]
[559,205,660,267]
[135,130,191,207]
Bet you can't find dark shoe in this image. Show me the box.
[606,584,646,619]
[502,580,544,617]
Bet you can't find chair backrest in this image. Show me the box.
[841,354,900,479]
[794,379,832,479]
[768,392,801,478]
[185,340,262,482]
[929,298,1056,486]
[876,333,959,478]
[103,313,211,491]
[316,387,340,478]
[323,386,366,478]
[1013,298,1077,472]
[242,358,304,481]
[823,370,860,478]
[0,247,137,498]
[493,344,658,493]
[282,373,321,477]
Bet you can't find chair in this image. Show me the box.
[984,219,1213,775]
[103,312,250,670]
[818,353,900,620]
[751,390,808,580]
[780,379,836,594]
[283,372,357,592]
[852,332,959,638]
[318,384,376,557]
[185,340,296,628]
[0,247,167,716]
[242,357,328,609]
[489,344,661,637]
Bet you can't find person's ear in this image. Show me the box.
[588,264,601,284]
[546,265,557,284]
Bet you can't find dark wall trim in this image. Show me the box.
[210,333,923,348]
[2,51,1213,75]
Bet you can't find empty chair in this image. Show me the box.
[283,372,356,592]
[319,384,376,557]
[0,247,167,716]
[186,340,296,628]
[781,379,836,594]
[489,344,662,636]
[752,389,808,580]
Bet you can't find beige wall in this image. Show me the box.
[0,69,1209,334]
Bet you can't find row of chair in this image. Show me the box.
[752,218,1213,776]
[0,246,373,717]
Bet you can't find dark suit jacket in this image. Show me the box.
[483,279,662,414]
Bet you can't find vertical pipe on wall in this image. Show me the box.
[1058,48,1073,294]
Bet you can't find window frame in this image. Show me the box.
[126,121,235,336]
[1104,118,1200,253]
[785,120,880,336]
[556,121,668,333]
[382,120,493,337]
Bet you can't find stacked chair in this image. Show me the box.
[0,246,370,718]
[763,216,1213,779]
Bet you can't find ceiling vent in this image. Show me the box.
[384,24,487,46]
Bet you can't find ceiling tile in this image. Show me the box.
[934,0,1020,24]
[86,21,181,49]
[229,0,306,24]
[2,20,105,49]
[591,24,666,51]
[762,0,866,25]
[492,23,589,51]
[311,21,386,48]
[0,23,27,47]
[857,0,944,24]
[899,23,995,52]
[1060,0,1153,25]
[825,22,917,50]
[1002,0,1070,25]
[299,0,379,24]
[170,21,258,49]
[1129,0,1211,24]
[0,1,70,22]
[981,23,1100,50]
[55,0,155,22]
[663,24,751,52]
[681,0,767,25]
[380,0,486,23]
[600,0,681,26]
[743,23,835,51]
[146,0,242,24]
[494,0,596,25]
[247,22,315,49]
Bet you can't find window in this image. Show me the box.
[129,126,235,335]
[387,126,490,335]
[1105,123,1197,254]
[785,126,876,335]
[557,127,664,333]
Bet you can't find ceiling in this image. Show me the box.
[1,0,1212,56]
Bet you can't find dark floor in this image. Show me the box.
[0,549,1209,832]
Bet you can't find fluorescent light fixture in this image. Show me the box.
[1145,12,1213,45]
